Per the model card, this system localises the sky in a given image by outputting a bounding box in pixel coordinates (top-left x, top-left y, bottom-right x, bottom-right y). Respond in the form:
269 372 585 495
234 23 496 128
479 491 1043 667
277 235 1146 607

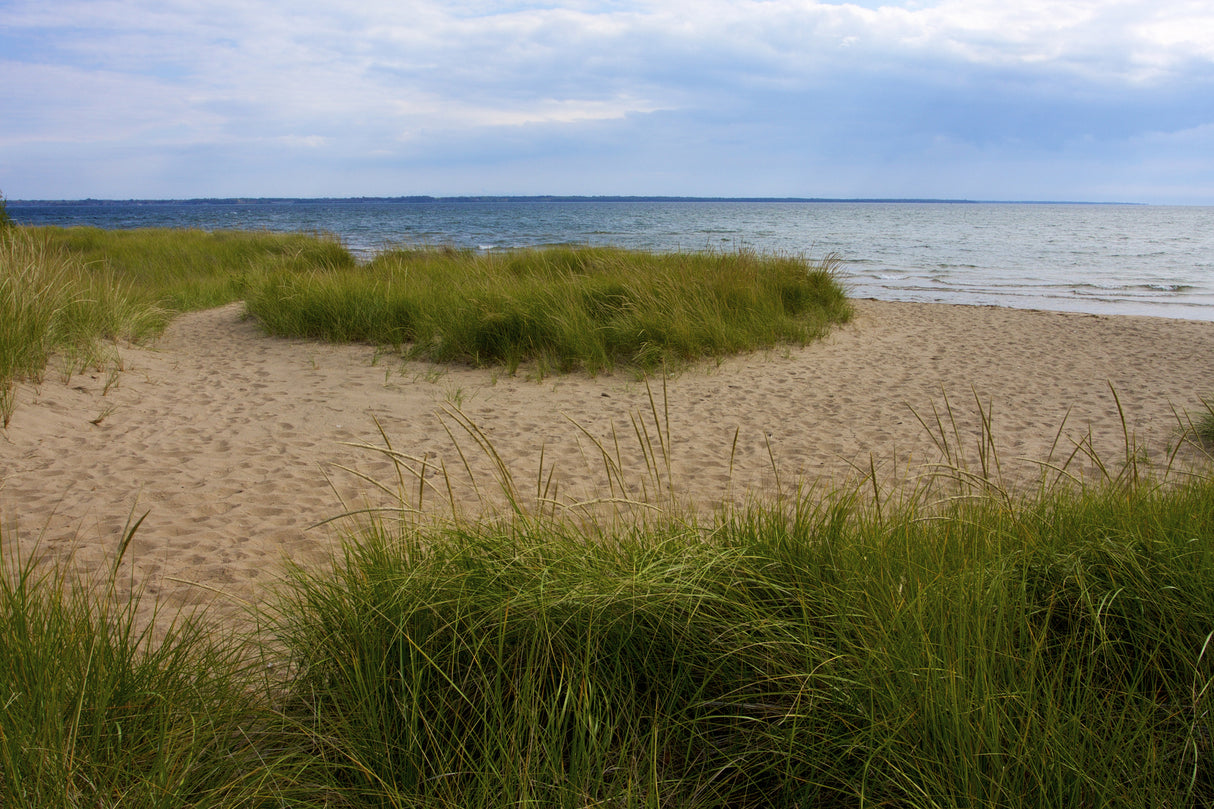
2 0 1213 203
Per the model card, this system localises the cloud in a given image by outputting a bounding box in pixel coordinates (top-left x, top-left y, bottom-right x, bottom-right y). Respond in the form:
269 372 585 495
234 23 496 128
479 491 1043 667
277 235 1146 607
1 0 1212 201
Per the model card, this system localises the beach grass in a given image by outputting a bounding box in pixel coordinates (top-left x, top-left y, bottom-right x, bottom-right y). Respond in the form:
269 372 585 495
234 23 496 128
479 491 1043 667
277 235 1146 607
1196 397 1214 447
0 524 315 808
0 225 353 425
5 225 1214 806
245 245 851 375
6 439 1214 807
3 230 843 424
32 224 354 313
0 228 165 425
270 470 1214 808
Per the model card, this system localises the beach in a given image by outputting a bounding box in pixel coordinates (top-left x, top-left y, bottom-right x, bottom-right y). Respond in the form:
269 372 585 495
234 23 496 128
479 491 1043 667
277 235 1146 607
2 299 1212 626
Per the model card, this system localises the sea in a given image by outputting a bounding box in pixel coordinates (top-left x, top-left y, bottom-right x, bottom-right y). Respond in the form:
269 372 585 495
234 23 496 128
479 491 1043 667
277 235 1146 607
10 198 1214 321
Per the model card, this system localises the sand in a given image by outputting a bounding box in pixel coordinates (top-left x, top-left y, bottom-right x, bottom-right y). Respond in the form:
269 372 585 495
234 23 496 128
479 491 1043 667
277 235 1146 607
2 299 1212 627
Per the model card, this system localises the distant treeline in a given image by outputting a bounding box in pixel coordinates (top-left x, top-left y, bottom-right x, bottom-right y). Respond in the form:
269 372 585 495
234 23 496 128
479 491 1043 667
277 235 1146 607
11 195 1127 206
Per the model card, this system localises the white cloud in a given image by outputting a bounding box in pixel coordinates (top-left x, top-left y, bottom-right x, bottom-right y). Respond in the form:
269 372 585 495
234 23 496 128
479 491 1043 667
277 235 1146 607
1 0 1212 200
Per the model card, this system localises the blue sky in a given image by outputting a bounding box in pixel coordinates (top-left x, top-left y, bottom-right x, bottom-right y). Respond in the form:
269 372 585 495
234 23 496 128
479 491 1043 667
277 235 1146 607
2 0 1213 203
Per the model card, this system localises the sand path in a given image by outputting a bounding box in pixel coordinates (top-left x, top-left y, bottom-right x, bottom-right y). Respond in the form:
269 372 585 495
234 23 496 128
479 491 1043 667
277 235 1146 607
2 300 1212 625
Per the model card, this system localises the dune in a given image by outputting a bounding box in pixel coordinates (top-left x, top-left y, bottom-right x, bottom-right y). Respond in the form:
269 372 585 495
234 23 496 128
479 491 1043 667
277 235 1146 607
2 299 1212 629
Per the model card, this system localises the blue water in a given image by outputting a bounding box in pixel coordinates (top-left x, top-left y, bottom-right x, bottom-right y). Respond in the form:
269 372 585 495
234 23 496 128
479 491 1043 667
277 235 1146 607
11 199 1214 321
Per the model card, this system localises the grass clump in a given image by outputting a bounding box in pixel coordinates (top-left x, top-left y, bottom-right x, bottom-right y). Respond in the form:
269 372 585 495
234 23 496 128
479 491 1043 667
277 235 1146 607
0 190 13 230
34 225 354 313
0 529 308 808
1195 397 1214 447
815 481 1214 806
272 472 1214 808
0 228 164 425
245 245 851 374
0 225 354 425
274 521 853 807
5 463 1214 806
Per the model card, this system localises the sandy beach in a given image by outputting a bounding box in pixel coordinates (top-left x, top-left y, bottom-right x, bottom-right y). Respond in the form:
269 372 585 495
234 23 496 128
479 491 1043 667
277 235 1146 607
2 299 1212 626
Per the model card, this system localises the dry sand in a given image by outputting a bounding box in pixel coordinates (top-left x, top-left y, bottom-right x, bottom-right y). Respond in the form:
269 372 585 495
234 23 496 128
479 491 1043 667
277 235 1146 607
2 299 1212 627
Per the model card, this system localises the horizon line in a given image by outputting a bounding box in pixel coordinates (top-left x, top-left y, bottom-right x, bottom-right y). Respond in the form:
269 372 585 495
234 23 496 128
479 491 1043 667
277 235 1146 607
9 194 1144 206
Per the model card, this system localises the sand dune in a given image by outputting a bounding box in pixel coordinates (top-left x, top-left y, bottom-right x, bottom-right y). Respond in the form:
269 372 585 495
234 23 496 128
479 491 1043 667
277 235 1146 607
3 299 1212 627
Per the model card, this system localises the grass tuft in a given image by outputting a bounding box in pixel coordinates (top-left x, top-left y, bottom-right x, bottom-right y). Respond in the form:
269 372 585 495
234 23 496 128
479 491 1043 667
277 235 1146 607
0 523 316 807
0 190 13 230
1195 397 1214 447
0 228 165 425
0 225 354 425
269 472 1214 808
245 245 852 375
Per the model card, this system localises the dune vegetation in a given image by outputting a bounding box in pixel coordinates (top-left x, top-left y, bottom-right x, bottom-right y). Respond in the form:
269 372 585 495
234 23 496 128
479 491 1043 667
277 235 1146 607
1196 397 1214 447
1 228 163 425
33 224 354 313
4 425 1214 808
3 225 1214 806
1 226 848 423
0 225 351 425
244 245 852 375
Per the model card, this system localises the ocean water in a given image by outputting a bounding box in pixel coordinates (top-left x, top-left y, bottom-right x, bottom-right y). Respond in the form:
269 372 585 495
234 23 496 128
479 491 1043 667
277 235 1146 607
11 199 1214 321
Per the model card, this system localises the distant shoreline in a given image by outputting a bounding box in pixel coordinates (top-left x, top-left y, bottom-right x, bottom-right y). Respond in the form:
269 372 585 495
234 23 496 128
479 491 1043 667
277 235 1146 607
10 195 1143 206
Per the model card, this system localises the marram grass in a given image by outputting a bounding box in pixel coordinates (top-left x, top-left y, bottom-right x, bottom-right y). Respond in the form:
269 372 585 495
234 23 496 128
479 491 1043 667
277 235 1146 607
0 225 354 425
5 225 1214 806
2 232 843 424
1196 396 1214 447
5 464 1214 806
0 525 318 808
0 191 13 229
245 245 852 374
12 439 1214 809
31 224 354 313
0 227 164 425
271 472 1214 809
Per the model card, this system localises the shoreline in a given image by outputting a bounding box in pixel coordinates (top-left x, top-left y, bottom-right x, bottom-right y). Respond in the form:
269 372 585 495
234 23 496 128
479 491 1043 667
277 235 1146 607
2 298 1212 625
845 294 1214 324
13 205 1214 324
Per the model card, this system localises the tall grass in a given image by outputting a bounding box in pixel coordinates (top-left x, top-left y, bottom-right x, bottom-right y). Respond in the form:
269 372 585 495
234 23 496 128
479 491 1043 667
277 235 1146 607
271 399 1214 808
246 245 852 374
5 224 1214 805
1195 397 1214 447
0 228 164 425
5 412 1214 806
0 225 354 425
0 524 317 808
0 190 13 230
35 225 354 312
273 473 1214 808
